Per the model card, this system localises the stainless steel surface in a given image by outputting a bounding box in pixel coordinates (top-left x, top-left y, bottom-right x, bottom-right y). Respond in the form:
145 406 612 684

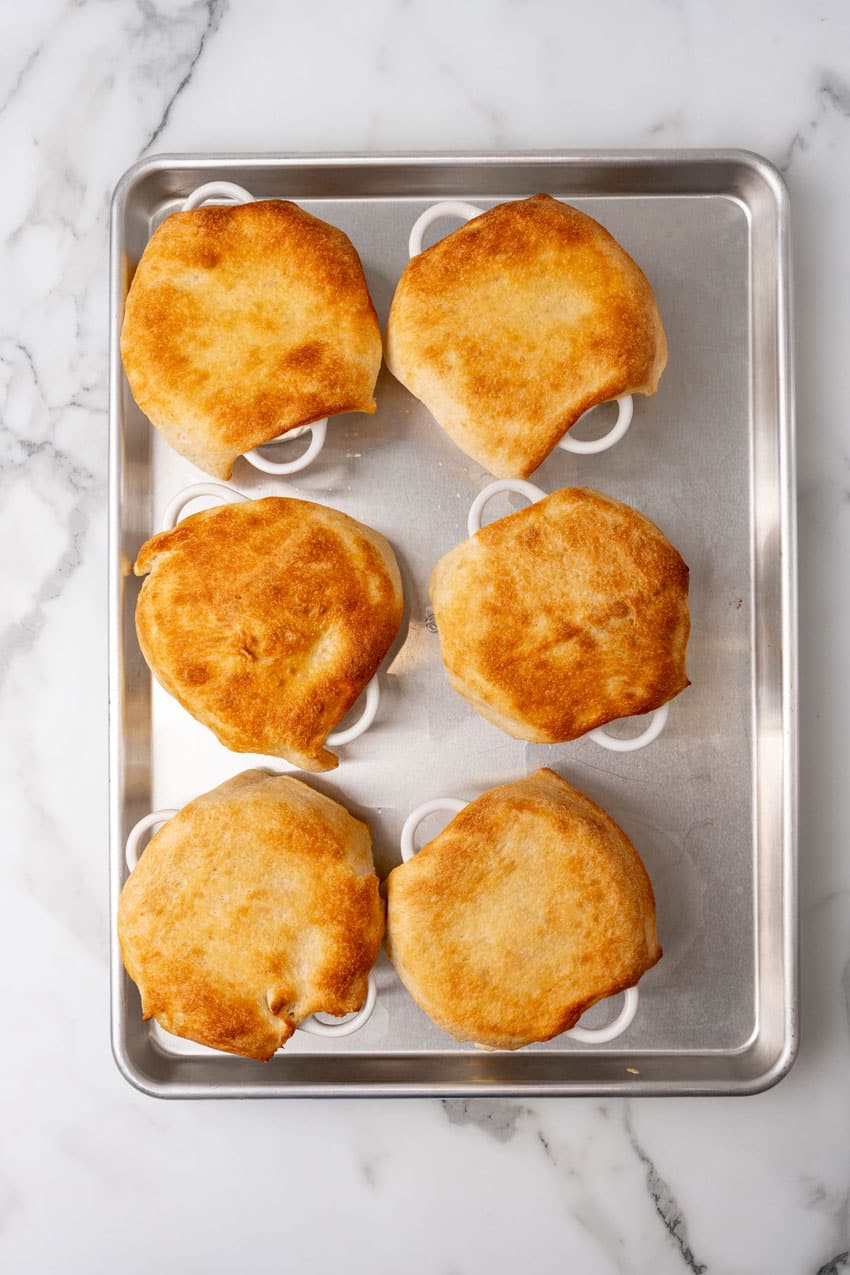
109 151 797 1097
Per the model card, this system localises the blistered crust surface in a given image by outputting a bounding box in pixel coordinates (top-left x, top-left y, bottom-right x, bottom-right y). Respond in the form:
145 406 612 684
386 769 662 1049
118 770 385 1060
430 487 690 742
385 194 667 477
134 497 403 771
120 199 382 479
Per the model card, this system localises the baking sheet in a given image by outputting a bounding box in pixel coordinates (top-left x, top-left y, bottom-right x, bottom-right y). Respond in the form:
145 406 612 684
109 151 797 1096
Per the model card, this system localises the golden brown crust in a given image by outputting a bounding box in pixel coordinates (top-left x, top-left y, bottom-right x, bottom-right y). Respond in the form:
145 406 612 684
385 194 667 478
430 487 690 741
120 200 382 479
134 497 403 771
385 769 661 1049
118 770 385 1060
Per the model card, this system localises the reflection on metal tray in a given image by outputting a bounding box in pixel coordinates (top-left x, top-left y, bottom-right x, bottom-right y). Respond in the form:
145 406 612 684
109 151 797 1097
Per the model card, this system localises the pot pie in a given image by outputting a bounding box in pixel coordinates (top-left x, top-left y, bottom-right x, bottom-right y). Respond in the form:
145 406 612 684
386 769 661 1049
118 770 385 1060
120 199 382 479
385 194 667 477
134 496 403 771
430 487 690 742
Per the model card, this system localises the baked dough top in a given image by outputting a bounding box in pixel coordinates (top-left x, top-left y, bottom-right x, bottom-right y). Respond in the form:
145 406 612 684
135 496 403 771
385 194 667 477
430 487 689 742
386 769 661 1050
118 770 385 1060
121 199 382 479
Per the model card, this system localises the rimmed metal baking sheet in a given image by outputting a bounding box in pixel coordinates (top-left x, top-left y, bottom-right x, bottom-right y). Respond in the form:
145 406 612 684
109 151 796 1097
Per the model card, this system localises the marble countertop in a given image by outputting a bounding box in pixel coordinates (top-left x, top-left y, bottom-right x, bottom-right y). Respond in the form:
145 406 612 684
3 1 848 1271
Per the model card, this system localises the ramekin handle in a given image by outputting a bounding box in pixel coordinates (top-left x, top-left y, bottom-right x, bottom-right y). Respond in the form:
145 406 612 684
326 677 382 748
298 970 378 1038
182 182 254 211
408 200 485 258
565 985 640 1044
400 797 468 863
589 701 669 752
559 396 634 455
467 478 546 537
125 808 179 873
161 482 249 531
244 420 328 476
